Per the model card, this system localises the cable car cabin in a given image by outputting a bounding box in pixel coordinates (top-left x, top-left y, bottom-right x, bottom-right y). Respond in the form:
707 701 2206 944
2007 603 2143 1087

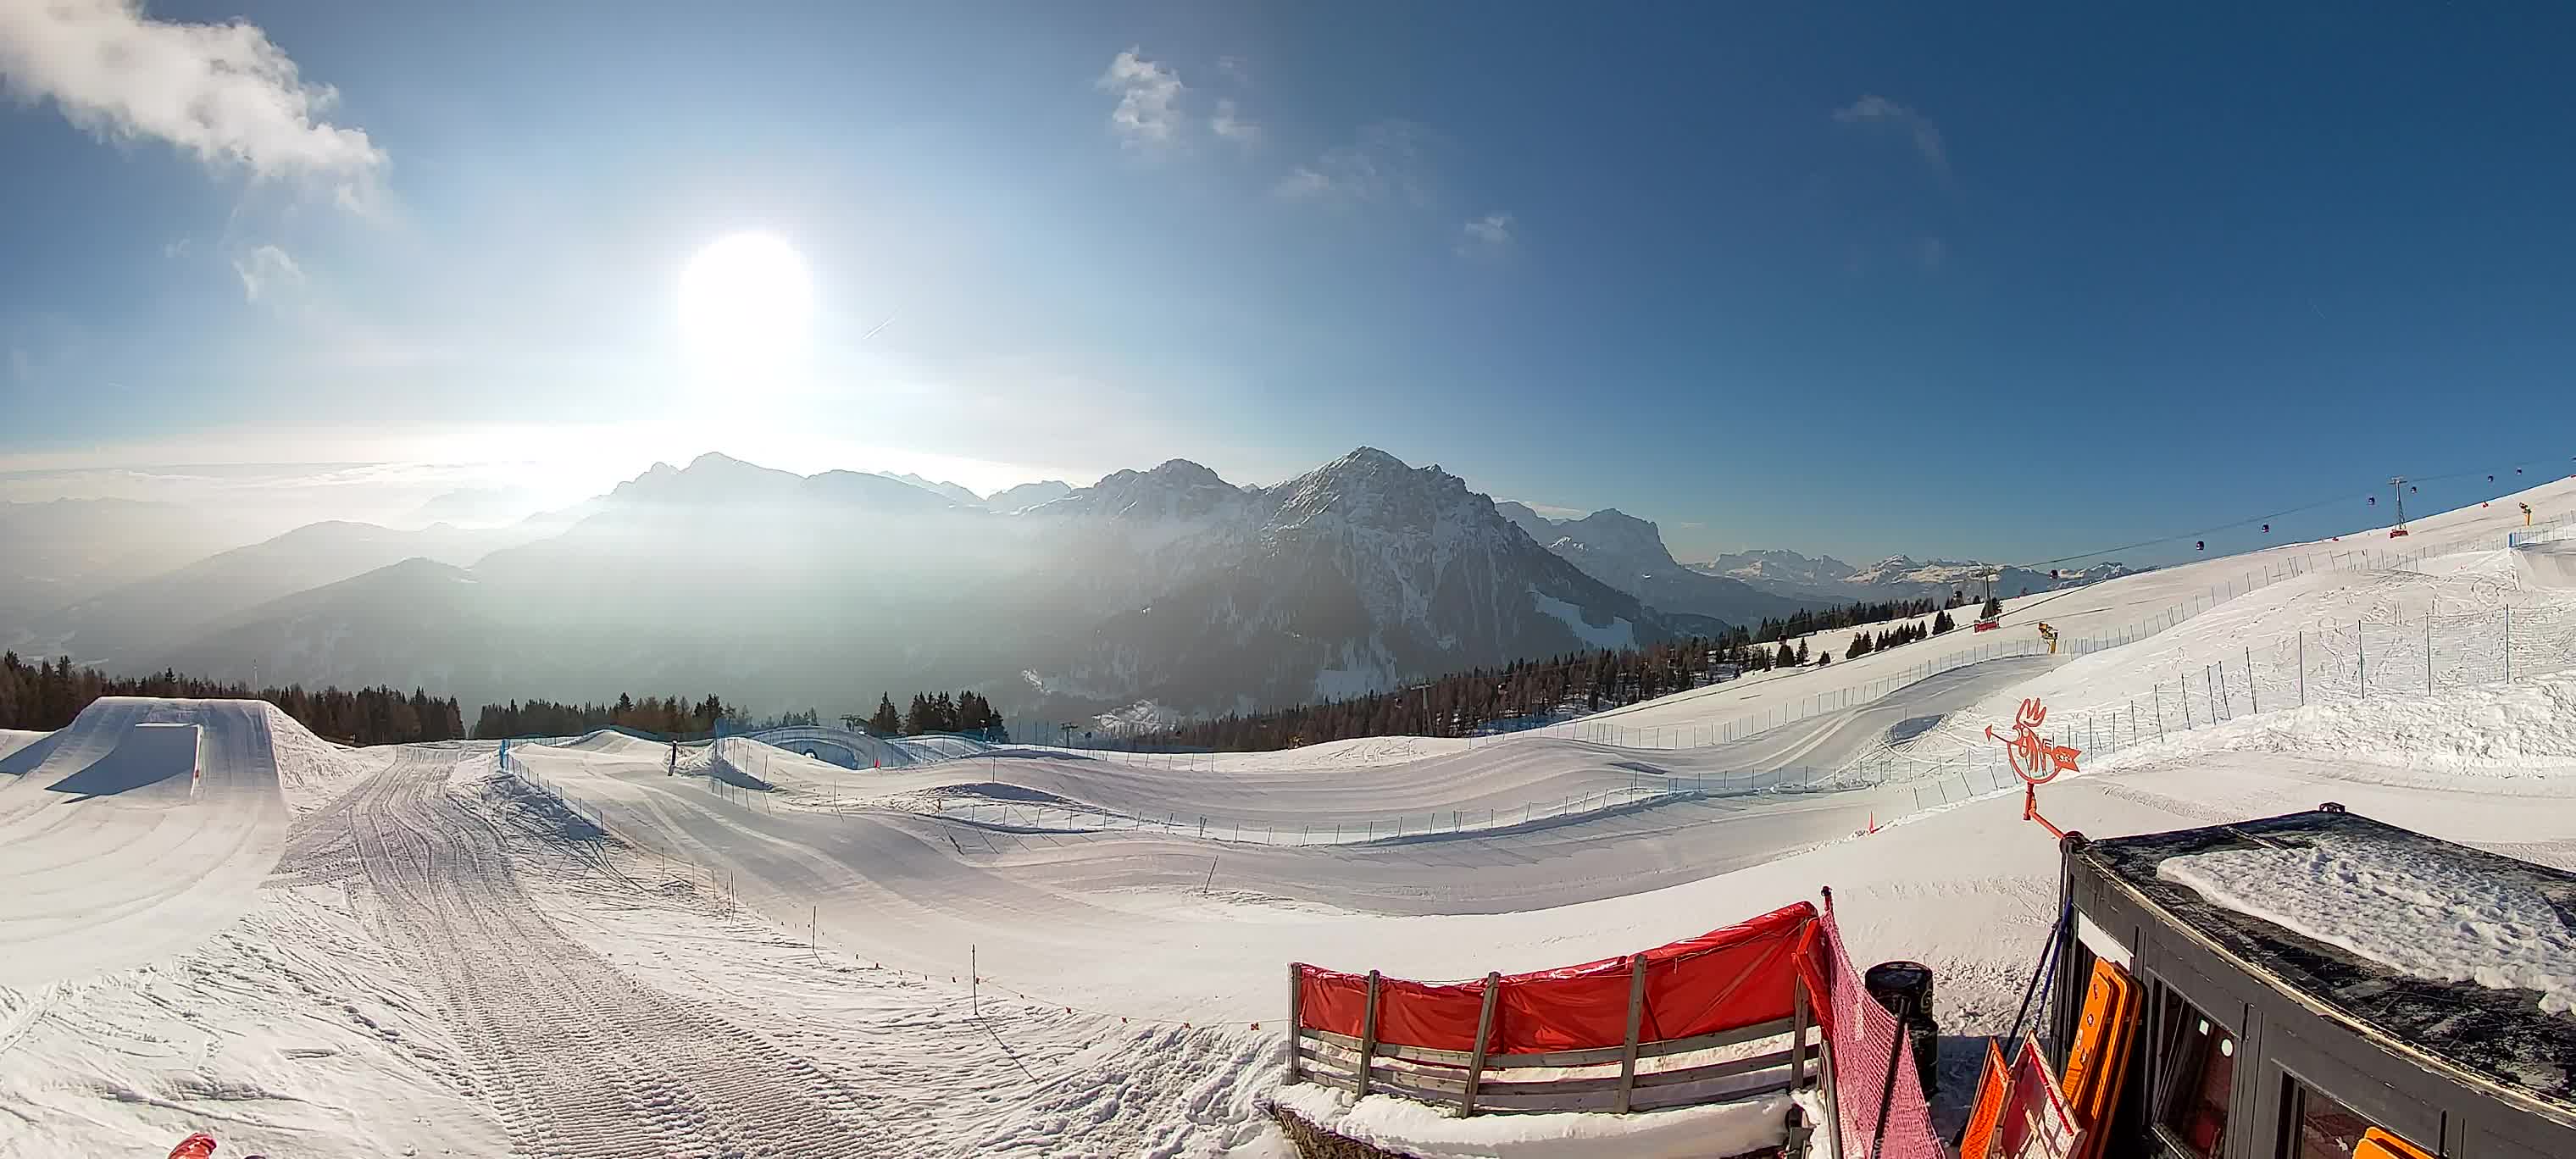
2050 807 2576 1159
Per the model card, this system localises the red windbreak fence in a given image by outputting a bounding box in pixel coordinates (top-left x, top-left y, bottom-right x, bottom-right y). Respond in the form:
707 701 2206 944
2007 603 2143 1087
1295 901 1820 1055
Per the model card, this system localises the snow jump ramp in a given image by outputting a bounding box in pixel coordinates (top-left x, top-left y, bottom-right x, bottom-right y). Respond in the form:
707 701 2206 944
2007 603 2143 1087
45 721 200 799
0 698 292 985
2512 535 2576 588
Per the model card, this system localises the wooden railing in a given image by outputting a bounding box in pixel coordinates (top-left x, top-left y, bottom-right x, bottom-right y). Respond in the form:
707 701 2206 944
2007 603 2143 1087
1288 968 1821 1116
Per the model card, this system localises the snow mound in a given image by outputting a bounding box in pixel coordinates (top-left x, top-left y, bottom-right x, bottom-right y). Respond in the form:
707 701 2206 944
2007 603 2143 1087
0 728 50 765
2160 835 2576 1013
1270 1082 1792 1159
0 697 315 984
2101 668 2576 779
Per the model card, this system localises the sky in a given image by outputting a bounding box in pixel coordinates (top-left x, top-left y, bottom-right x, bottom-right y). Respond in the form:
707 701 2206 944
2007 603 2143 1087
6 2 2576 566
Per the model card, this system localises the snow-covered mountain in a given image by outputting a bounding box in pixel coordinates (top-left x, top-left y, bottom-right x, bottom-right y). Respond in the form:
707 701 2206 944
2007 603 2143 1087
1690 547 2145 605
985 480 1073 512
120 448 1687 720
1046 449 1678 711
1495 504 1808 624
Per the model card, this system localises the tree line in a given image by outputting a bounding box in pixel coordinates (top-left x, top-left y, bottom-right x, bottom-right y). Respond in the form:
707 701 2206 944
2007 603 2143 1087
854 690 1008 740
0 651 465 745
1134 635 1784 752
1746 597 1945 645
1845 609 1955 659
469 693 735 740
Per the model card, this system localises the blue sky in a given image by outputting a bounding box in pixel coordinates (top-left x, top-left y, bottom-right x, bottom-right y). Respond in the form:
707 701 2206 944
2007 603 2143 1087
4 2 2575 565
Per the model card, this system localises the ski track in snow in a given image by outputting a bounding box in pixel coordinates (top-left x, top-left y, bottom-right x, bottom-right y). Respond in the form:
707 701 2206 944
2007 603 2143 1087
19 476 2576 1153
338 749 879 1157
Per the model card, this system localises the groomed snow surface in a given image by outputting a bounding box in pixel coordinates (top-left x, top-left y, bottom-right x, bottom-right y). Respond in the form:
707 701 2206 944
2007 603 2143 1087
9 477 2576 1156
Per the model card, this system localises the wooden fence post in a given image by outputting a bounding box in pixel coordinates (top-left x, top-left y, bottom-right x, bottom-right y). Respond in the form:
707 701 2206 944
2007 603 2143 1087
1790 973 1810 1090
1463 971 1501 1116
1285 963 1303 1085
1615 953 1648 1113
1357 970 1381 1097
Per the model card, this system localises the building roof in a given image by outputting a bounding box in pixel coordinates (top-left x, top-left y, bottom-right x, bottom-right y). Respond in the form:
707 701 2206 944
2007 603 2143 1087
2079 808 2576 1115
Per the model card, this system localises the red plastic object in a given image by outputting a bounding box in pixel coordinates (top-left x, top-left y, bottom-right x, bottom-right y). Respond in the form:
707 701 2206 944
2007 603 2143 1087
1973 619 2001 632
169 1134 217 1159
2389 528 2410 538
1296 902 1819 1053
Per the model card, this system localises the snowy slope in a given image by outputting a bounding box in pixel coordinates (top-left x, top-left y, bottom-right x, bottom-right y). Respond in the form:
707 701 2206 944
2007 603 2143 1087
15 478 2576 1156
0 698 319 985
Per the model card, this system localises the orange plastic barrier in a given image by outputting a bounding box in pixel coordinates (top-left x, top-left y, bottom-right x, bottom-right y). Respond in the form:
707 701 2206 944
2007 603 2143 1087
2060 959 2140 1159
1294 901 1818 1053
1959 1040 2012 1159
2356 1127 2435 1159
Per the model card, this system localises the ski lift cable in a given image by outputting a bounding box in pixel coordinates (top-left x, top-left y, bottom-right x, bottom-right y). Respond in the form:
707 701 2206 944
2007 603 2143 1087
2007 455 2559 570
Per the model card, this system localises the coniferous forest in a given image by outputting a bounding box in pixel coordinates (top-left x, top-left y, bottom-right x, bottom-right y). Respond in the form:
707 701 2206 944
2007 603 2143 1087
0 651 464 745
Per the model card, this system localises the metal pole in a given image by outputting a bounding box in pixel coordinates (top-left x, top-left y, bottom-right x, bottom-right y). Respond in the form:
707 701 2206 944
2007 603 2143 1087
2247 647 2257 713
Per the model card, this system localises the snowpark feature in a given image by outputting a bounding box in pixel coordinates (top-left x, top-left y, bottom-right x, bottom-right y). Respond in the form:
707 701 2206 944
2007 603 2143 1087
8 474 2576 1155
0 700 291 986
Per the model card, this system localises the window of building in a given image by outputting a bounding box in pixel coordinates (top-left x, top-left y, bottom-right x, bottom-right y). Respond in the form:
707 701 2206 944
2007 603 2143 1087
2154 995 2236 1157
2282 1078 2370 1159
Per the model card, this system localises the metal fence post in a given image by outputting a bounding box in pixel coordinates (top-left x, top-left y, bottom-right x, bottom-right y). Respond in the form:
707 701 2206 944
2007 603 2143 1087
2247 647 2257 713
2359 623 2368 698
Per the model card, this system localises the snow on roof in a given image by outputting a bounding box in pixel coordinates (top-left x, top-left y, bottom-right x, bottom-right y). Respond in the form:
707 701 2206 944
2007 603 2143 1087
2159 832 2576 1015
2083 809 2576 1111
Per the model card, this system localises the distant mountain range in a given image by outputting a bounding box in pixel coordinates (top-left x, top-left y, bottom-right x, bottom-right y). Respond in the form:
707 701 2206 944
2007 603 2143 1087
1495 504 1808 625
3 449 2140 723
1691 548 2143 607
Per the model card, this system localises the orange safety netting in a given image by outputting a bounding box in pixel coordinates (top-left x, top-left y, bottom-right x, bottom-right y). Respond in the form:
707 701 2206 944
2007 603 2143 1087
1295 901 1819 1054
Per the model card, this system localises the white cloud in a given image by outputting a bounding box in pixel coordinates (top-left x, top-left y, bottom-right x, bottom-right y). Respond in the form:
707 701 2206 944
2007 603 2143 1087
1834 95 1946 172
1458 210 1514 252
1275 120 1432 206
1211 98 1259 148
232 244 303 302
0 0 384 192
1098 47 1185 147
163 237 191 258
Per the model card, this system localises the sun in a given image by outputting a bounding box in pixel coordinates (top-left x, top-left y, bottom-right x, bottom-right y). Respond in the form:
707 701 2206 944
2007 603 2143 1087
675 232 814 378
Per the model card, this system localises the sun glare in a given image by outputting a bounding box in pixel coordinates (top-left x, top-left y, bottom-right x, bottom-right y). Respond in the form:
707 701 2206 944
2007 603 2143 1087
676 232 814 380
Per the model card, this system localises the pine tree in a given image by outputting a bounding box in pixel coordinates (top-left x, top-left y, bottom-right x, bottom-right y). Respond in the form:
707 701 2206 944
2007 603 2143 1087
1846 633 1872 660
1795 639 1810 665
1980 595 2003 619
868 694 901 734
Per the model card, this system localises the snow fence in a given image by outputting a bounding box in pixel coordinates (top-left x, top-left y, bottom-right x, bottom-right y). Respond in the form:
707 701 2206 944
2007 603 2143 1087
1288 896 1944 1155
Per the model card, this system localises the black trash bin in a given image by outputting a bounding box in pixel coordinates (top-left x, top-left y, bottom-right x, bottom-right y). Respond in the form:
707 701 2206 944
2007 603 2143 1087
1864 960 1941 1097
